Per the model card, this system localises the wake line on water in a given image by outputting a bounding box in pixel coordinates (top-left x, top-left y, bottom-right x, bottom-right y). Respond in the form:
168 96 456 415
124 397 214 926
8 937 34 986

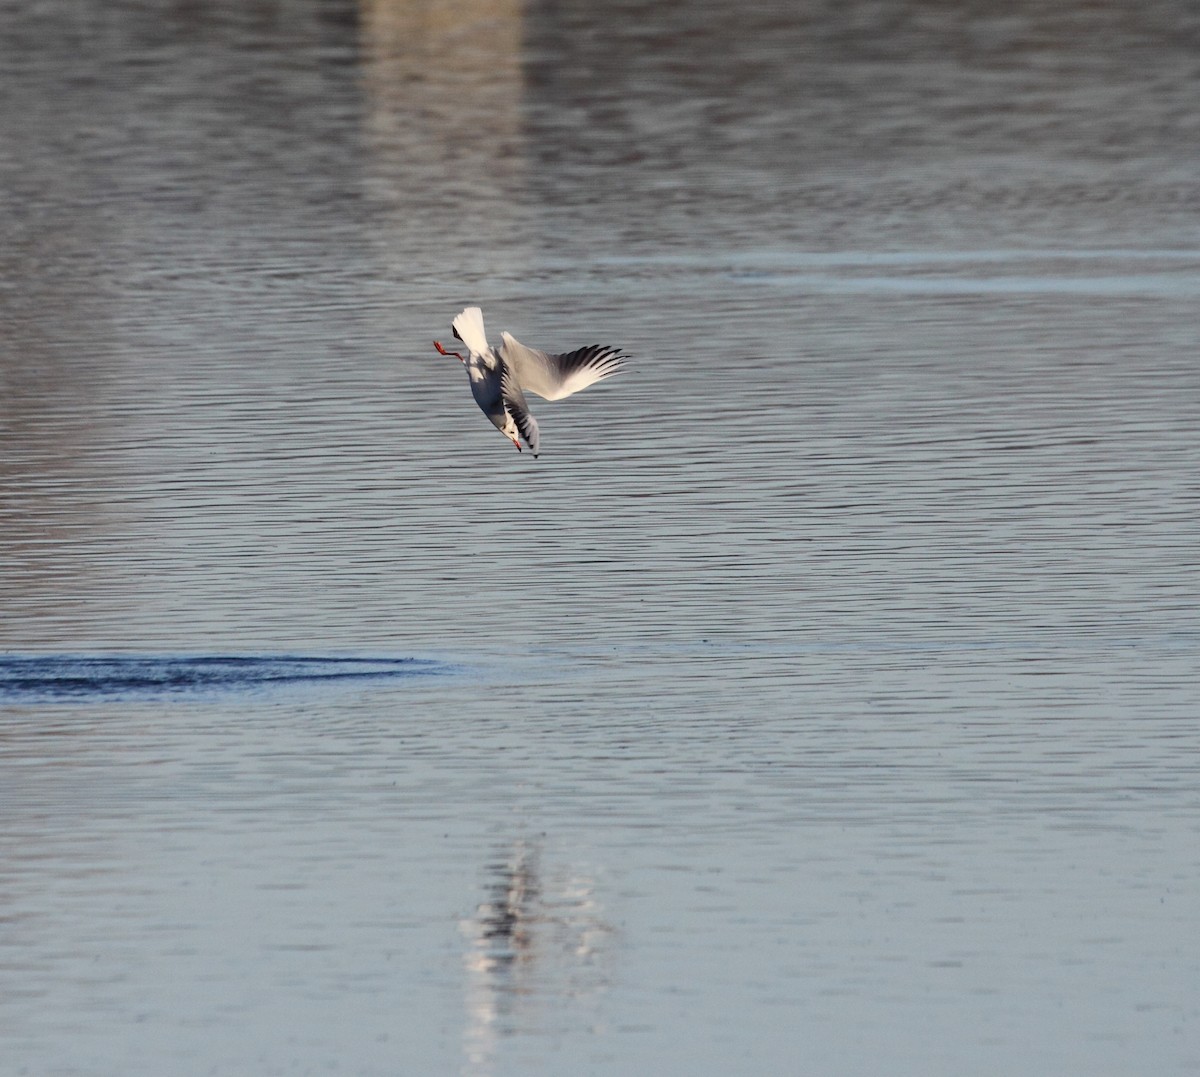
590 249 1200 266
0 654 453 702
522 249 1200 298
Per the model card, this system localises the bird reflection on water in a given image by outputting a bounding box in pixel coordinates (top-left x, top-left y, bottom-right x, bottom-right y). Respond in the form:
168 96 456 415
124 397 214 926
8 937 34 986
460 841 612 1076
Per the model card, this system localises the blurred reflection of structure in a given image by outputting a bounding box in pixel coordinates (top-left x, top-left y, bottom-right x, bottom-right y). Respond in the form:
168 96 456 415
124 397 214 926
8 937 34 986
460 840 612 1076
358 0 531 279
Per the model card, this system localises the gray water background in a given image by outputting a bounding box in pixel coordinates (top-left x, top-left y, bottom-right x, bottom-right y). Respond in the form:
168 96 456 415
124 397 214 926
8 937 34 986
2 0 1199 1073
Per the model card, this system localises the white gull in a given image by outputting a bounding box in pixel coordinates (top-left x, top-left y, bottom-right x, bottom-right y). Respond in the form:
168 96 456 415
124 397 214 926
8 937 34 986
434 306 627 458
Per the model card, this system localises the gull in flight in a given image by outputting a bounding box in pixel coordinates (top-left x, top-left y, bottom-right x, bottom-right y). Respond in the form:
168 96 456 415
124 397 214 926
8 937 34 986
434 306 627 457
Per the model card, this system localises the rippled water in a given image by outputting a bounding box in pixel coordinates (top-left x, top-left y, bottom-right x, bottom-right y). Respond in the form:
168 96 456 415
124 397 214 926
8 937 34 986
2 1 1199 1074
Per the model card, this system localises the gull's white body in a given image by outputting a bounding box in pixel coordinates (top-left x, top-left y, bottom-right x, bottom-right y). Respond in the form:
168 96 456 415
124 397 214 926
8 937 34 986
442 306 627 457
451 307 528 452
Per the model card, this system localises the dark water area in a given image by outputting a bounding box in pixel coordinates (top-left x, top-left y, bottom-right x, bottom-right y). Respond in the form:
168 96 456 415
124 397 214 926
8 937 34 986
0 655 448 700
2 1 1199 1074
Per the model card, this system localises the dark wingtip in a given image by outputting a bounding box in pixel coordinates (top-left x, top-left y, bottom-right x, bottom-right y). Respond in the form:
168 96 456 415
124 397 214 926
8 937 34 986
562 344 629 380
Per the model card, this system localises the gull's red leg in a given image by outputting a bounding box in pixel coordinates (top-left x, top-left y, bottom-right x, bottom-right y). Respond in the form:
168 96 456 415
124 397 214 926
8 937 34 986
433 340 465 362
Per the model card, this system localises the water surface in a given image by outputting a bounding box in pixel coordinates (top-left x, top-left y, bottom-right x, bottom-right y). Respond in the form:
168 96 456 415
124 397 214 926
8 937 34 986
2 1 1199 1074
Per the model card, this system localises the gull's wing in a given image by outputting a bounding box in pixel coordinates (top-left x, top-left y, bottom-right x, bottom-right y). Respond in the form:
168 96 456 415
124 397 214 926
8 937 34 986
451 306 489 355
500 361 540 457
499 331 627 402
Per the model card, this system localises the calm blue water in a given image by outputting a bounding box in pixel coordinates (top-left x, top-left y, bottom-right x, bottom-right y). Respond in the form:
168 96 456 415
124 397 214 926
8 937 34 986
2 1 1199 1074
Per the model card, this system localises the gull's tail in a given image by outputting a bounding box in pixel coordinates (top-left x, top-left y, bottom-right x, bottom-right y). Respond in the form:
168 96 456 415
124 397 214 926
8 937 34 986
451 306 489 354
